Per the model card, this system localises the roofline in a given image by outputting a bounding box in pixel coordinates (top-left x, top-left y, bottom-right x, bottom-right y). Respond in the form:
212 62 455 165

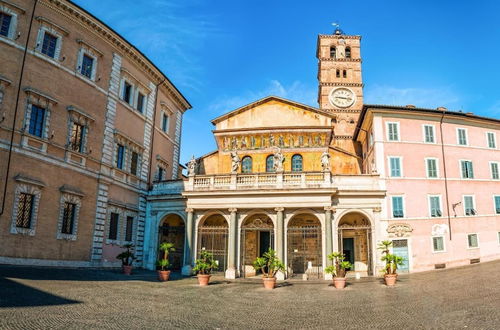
354 104 500 139
210 95 335 125
65 0 191 109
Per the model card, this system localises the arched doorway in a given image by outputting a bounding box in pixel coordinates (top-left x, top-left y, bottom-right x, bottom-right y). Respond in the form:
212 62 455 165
287 214 322 278
197 214 228 273
240 214 274 278
158 214 185 271
337 212 372 276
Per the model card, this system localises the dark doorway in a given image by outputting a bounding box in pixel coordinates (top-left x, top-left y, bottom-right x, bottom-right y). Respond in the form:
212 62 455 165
158 214 185 271
343 237 354 270
259 231 271 257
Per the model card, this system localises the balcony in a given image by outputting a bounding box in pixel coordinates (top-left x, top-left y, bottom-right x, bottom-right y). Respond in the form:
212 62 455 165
150 172 383 195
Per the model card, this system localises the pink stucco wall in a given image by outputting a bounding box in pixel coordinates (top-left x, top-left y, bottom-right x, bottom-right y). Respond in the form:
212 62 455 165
368 110 500 272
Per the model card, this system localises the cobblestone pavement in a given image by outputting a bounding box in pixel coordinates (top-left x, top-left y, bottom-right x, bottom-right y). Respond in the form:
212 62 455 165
1 260 500 330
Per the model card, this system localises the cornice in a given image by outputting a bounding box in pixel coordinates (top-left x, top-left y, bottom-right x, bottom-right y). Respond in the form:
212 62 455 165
43 0 191 110
318 34 361 40
319 82 364 87
319 58 362 63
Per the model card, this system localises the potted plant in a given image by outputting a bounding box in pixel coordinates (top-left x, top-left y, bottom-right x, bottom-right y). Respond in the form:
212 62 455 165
378 240 404 286
116 243 136 275
325 252 352 289
252 248 285 289
192 250 218 286
157 242 176 282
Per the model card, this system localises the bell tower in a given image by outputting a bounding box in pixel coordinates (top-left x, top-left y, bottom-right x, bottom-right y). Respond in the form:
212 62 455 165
317 26 363 137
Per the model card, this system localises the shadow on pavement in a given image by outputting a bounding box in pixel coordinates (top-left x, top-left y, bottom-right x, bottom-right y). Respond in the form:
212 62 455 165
0 277 81 308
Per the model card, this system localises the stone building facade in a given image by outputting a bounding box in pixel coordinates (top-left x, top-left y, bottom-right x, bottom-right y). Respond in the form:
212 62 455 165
146 28 500 279
0 0 190 267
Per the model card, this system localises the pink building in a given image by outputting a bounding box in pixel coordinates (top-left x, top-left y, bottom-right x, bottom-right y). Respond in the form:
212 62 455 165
356 105 500 272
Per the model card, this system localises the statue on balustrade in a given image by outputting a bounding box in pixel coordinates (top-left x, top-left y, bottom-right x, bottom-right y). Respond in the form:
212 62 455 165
187 155 197 176
273 148 285 172
230 151 240 173
321 151 331 171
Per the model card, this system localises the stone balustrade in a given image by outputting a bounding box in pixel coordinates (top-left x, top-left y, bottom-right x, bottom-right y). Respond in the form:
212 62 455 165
151 172 383 194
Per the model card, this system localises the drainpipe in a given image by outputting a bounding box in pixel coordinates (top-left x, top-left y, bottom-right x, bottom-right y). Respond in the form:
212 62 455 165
0 0 38 216
146 78 166 190
440 111 452 240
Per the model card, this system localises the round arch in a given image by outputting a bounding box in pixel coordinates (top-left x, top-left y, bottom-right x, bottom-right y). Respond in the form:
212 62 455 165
336 210 373 276
158 213 185 271
197 212 229 273
286 212 323 278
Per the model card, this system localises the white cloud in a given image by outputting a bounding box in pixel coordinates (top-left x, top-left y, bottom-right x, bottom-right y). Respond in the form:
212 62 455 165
207 80 317 116
364 84 461 109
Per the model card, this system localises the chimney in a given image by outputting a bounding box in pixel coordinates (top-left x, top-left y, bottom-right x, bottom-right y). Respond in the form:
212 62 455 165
405 104 416 108
436 106 447 111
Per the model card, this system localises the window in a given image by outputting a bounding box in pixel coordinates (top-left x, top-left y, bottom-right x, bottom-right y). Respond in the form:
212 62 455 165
130 151 139 176
161 113 169 133
116 144 125 169
61 202 76 235
122 82 132 104
157 166 165 181
137 92 145 113
432 236 445 252
0 12 12 37
241 156 252 173
266 155 274 172
429 196 442 217
494 196 500 214
108 212 119 240
70 122 85 152
291 154 303 172
457 128 467 146
125 216 134 242
464 196 476 216
80 54 94 79
345 46 351 58
28 105 46 138
487 132 496 149
389 157 402 177
16 193 34 229
41 32 58 58
387 122 399 141
491 162 499 180
336 69 340 78
392 196 404 218
424 125 435 143
330 46 336 59
460 160 474 179
426 158 438 178
467 234 479 248
342 70 347 78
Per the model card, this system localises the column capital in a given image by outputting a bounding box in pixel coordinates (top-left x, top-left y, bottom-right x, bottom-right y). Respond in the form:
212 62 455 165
185 208 194 213
274 207 284 212
324 206 336 213
228 208 237 214
373 206 382 213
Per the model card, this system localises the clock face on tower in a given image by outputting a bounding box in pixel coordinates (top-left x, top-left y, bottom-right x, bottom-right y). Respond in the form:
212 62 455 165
328 87 356 108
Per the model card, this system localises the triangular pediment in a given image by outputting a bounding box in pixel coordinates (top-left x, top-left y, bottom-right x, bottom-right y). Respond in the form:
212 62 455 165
211 96 335 130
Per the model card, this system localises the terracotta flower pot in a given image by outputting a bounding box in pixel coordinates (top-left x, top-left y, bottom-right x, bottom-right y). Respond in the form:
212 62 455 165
122 265 132 275
197 274 211 286
384 274 397 286
158 270 171 282
262 277 277 289
333 277 347 289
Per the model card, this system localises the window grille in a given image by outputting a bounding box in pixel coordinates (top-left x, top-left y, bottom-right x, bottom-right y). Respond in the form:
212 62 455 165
70 122 85 152
16 193 34 228
61 202 76 234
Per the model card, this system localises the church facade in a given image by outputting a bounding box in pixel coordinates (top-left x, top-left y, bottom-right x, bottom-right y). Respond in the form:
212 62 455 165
145 29 500 279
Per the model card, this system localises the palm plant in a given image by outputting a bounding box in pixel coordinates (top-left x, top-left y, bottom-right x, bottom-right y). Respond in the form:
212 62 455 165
157 242 175 271
252 248 285 278
116 243 136 266
325 252 352 277
193 250 218 275
378 240 404 275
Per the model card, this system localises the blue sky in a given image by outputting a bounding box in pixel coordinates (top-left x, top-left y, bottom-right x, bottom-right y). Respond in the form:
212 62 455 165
74 0 500 164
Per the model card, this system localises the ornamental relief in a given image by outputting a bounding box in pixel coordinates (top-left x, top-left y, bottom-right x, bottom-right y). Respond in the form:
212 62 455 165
387 223 413 238
219 132 328 152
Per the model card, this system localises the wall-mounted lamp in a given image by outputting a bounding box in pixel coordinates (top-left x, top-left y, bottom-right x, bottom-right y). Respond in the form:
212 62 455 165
49 130 55 140
0 112 5 123
452 202 461 217
15 32 21 40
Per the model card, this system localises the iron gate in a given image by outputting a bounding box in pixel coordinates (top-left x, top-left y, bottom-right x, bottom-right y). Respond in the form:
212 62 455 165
158 224 185 270
197 226 228 273
287 225 322 278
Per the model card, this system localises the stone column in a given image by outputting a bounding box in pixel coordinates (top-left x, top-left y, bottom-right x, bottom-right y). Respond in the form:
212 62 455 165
324 206 333 280
275 207 285 280
226 208 238 279
182 208 194 276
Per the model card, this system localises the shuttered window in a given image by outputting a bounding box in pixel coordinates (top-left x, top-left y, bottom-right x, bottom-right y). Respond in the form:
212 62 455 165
424 125 435 143
387 122 399 141
461 161 474 179
389 157 401 177
392 196 404 218
429 196 442 217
